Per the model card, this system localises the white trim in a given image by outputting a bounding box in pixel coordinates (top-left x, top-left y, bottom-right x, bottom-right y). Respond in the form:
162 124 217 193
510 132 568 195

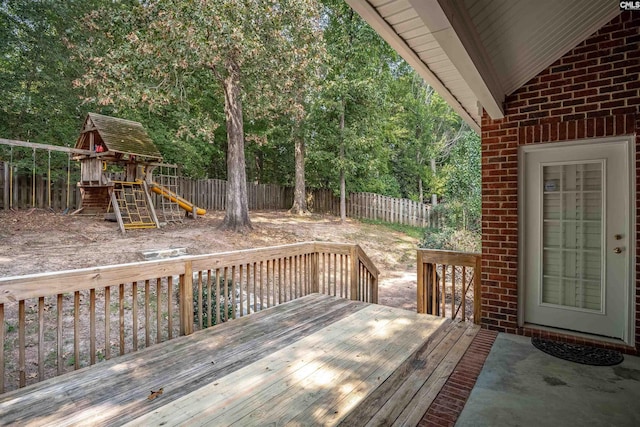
411 0 505 119
345 0 481 133
625 136 636 346
518 136 635 346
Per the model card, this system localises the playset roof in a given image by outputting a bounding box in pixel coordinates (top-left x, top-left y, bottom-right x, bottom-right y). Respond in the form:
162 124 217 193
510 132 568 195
75 113 162 161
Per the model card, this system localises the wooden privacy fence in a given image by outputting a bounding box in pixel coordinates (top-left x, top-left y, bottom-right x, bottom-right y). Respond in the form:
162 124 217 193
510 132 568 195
0 162 82 211
417 249 481 323
1 166 441 231
177 178 293 211
0 241 379 393
310 189 440 228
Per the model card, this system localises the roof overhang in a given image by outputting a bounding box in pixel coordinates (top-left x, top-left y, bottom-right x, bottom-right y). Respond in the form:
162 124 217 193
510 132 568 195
347 0 621 133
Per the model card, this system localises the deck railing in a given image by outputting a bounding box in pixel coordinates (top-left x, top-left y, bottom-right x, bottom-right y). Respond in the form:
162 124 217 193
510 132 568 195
417 249 481 324
0 242 378 393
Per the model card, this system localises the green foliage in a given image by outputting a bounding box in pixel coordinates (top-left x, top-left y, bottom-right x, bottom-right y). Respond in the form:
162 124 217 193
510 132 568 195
420 227 480 253
5 321 16 334
0 0 481 222
358 218 424 240
437 132 481 232
194 275 235 327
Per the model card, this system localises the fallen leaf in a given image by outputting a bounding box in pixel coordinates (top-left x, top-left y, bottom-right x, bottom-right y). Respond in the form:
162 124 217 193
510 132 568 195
148 388 164 401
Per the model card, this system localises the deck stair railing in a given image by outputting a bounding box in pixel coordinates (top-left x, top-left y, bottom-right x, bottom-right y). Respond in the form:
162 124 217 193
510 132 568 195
417 249 481 324
0 242 379 394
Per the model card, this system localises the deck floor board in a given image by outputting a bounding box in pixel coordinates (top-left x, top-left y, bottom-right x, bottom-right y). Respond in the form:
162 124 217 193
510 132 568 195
0 294 478 427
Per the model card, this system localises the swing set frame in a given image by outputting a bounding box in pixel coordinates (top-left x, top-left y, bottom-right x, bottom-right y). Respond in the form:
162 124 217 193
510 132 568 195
0 138 92 211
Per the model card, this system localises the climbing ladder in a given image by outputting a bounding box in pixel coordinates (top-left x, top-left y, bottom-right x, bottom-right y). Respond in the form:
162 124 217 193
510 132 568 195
109 181 159 233
154 164 183 224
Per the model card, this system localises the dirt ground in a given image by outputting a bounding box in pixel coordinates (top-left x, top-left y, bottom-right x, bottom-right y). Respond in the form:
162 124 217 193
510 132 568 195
0 209 419 311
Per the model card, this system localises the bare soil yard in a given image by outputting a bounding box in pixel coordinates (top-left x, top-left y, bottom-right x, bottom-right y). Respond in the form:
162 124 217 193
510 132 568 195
0 209 419 311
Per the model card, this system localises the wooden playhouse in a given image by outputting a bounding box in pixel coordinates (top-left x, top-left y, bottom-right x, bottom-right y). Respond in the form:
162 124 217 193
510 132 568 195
73 113 196 233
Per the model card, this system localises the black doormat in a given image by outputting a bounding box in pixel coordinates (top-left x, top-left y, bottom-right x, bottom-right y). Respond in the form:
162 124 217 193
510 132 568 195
532 337 624 366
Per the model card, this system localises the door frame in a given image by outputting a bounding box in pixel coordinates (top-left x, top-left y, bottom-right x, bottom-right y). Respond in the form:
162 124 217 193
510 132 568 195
517 136 636 345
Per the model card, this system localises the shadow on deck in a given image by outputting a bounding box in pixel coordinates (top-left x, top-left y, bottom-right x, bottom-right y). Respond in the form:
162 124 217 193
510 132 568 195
0 294 480 426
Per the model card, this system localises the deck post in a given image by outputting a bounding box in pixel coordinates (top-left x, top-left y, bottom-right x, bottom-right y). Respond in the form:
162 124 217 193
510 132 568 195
349 246 358 301
371 271 379 304
180 261 194 335
474 255 482 325
417 250 425 313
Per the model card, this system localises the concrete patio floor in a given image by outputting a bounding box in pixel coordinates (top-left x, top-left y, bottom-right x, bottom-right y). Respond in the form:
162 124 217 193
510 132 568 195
457 333 640 426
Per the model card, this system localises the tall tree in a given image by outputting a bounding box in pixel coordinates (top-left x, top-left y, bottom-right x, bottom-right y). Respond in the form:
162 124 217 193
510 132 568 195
0 1 123 145
311 0 395 221
78 0 321 231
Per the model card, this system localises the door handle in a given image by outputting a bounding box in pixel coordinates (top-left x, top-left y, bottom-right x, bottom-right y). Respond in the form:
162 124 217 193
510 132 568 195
613 247 624 254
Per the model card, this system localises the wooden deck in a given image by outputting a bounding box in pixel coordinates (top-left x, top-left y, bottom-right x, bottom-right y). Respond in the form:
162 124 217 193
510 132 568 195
0 294 479 426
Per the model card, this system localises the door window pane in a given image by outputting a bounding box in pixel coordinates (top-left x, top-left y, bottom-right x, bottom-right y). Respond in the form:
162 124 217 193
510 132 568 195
542 162 602 311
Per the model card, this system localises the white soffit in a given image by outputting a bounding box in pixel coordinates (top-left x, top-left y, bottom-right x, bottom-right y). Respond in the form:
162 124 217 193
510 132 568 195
346 0 483 132
464 0 621 95
347 0 621 133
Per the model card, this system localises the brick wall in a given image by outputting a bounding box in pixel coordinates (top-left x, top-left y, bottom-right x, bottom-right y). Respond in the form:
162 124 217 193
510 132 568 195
481 11 640 351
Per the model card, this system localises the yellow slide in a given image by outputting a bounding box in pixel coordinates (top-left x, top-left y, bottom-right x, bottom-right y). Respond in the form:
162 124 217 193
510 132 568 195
150 182 206 216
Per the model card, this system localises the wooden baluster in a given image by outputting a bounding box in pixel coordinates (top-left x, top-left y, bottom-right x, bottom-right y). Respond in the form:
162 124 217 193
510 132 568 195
278 258 283 305
132 282 138 351
145 279 150 347
267 260 272 308
156 278 162 344
0 303 3 393
168 276 173 338
431 263 437 315
342 254 347 298
333 254 338 297
90 289 96 365
206 270 212 328
258 261 263 311
271 259 280 306
324 253 328 295
417 251 424 314
74 291 80 369
222 267 228 322
38 297 45 381
461 266 466 321
452 266 456 320
216 269 221 325
282 257 287 302
281 258 287 303
239 265 244 318
307 254 311 295
301 255 305 297
231 265 236 320
19 300 25 387
246 263 251 316
441 265 446 318
57 294 63 373
119 284 125 355
289 256 294 300
297 256 301 298
197 271 203 328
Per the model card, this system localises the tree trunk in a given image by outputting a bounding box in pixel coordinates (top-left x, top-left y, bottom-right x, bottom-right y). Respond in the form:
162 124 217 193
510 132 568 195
219 60 252 231
430 157 438 207
418 177 424 204
339 100 346 223
289 132 308 215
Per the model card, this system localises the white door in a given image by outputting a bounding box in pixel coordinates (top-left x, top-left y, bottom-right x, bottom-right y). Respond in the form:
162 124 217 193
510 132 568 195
523 139 631 340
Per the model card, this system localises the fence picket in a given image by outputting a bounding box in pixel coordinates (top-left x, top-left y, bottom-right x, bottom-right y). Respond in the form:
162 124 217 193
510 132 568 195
1 169 438 229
